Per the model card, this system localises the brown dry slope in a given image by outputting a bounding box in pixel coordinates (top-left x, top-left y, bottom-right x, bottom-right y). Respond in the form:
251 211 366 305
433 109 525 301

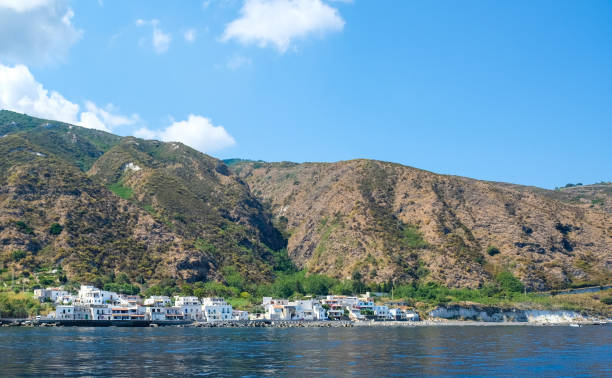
231 160 611 290
0 110 287 285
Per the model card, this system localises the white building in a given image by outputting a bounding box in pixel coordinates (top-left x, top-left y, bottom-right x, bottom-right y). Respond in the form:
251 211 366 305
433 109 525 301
232 310 249 321
201 297 233 322
290 299 327 320
405 310 420 321
347 307 366 321
145 306 167 321
389 308 420 321
78 285 120 306
165 307 185 321
373 305 390 320
119 295 142 306
174 296 202 320
261 298 327 321
321 296 360 319
389 308 406 320
110 307 145 321
55 305 75 320
357 300 375 312
89 305 112 320
144 296 172 307
34 287 69 302
55 305 90 320
262 298 290 320
55 294 77 305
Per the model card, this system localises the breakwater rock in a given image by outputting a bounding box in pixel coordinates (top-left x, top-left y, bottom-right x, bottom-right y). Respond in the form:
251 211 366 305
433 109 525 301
191 320 355 328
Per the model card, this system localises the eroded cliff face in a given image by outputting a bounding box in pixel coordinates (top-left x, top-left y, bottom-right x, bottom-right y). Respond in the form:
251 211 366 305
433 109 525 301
428 305 596 323
231 160 611 290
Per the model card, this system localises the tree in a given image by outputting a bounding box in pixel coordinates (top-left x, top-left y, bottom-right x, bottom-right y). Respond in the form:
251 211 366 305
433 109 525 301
48 223 64 235
495 271 524 293
351 271 365 294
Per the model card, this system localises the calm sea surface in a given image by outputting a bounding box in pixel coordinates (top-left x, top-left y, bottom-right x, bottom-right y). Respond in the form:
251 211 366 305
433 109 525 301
0 325 610 376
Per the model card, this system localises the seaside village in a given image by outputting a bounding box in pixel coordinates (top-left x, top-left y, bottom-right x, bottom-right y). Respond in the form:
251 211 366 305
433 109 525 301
34 285 420 323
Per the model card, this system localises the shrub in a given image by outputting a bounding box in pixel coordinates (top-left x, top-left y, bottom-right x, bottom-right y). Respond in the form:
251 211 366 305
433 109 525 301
48 223 63 235
495 271 524 293
601 297 612 305
12 250 27 261
14 221 33 235
487 246 500 256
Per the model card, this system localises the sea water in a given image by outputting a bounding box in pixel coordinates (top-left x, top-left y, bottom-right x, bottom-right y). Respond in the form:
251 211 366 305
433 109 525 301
0 325 610 376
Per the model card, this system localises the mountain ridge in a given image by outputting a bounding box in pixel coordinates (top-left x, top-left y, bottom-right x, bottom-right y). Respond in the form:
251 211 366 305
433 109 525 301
0 110 609 291
229 159 610 290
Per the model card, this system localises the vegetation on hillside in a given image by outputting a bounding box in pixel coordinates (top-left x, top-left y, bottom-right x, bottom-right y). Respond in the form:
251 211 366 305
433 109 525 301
0 110 610 304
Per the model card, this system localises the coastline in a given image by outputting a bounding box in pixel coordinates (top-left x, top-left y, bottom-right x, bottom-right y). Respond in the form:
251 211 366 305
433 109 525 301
2 318 608 328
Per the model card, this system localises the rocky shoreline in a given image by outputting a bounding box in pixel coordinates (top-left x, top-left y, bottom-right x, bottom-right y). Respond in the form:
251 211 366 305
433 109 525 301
189 320 356 328
2 318 609 328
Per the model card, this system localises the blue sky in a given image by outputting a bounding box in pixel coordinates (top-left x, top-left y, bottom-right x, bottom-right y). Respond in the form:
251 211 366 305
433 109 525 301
0 0 610 188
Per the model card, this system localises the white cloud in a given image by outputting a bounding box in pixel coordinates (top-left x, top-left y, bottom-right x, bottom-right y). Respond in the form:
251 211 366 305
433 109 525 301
79 101 139 132
136 19 171 54
222 0 344 53
0 63 136 132
133 127 157 140
0 0 51 12
153 28 171 53
0 0 82 65
184 28 197 43
134 115 235 153
226 55 252 70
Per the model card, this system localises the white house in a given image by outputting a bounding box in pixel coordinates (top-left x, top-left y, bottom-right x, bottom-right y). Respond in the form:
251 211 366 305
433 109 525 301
405 310 420 321
373 305 390 320
201 297 233 322
389 308 420 321
89 305 112 320
110 307 145 321
389 308 406 320
165 307 185 321
78 285 120 306
262 298 291 320
118 295 142 306
55 294 76 305
174 296 202 320
144 296 172 307
232 310 249 321
321 296 360 320
290 299 327 320
145 306 167 321
34 287 69 302
55 305 75 320
55 305 90 320
347 307 366 321
357 300 375 312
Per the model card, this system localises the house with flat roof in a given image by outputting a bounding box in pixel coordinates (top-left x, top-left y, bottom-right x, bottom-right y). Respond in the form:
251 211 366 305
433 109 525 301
202 297 233 322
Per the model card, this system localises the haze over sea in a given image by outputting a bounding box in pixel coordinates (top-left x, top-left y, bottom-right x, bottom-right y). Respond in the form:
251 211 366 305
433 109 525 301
1 325 610 376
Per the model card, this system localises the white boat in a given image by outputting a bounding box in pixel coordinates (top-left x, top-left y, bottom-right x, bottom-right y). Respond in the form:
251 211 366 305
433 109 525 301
569 323 582 327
